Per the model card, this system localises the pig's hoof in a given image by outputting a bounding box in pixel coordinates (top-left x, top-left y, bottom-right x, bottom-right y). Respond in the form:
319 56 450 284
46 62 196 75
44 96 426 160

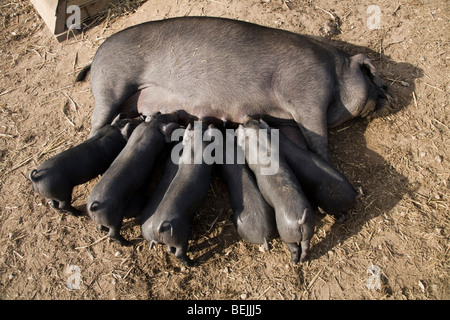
334 214 347 223
317 207 327 216
180 257 195 268
118 238 132 247
299 253 308 263
289 254 300 265
66 207 83 217
289 259 299 266
110 235 132 247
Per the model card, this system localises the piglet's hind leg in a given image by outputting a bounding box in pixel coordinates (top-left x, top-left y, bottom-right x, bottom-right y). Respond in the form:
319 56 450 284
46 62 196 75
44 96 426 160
175 246 195 267
285 242 301 265
108 228 131 247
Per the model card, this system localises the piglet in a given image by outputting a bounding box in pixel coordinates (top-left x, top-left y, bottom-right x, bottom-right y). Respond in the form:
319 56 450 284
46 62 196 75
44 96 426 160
140 122 214 266
237 119 314 264
29 114 141 216
218 132 276 250
86 113 179 246
274 124 357 221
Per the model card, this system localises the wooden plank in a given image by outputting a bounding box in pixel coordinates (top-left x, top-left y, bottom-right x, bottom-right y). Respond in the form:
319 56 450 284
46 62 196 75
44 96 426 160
68 0 98 6
31 0 119 40
55 0 68 35
77 0 119 21
30 0 60 34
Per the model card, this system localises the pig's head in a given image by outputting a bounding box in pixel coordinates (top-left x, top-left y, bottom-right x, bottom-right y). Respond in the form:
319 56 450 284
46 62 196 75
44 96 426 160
351 54 395 120
110 113 143 140
329 54 395 128
140 112 181 143
141 220 161 250
298 208 314 263
237 119 263 149
159 122 181 143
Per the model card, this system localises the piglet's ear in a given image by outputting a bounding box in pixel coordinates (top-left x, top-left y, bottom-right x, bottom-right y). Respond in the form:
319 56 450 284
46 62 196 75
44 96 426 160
236 125 246 148
182 123 194 146
203 123 217 141
243 118 260 129
351 54 384 88
259 119 270 130
111 113 127 125
121 123 134 141
298 208 310 225
159 122 180 143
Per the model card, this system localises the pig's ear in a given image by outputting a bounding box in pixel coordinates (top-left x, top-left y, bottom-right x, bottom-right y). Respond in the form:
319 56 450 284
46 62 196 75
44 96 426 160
242 115 253 125
146 111 162 122
351 54 384 88
111 113 127 125
159 122 180 143
182 123 194 145
297 208 310 225
121 122 136 140
243 118 260 129
203 123 217 141
236 125 246 148
259 119 270 130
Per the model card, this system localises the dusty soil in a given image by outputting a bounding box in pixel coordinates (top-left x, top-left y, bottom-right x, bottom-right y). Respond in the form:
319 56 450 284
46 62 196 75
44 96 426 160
0 0 448 300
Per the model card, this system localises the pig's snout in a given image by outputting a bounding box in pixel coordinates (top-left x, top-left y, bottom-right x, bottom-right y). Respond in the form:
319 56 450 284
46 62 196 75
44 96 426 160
300 240 310 263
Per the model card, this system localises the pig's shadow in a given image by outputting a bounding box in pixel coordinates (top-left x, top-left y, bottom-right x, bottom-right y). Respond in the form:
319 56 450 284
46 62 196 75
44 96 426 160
309 118 414 262
190 119 414 266
305 39 422 261
189 41 423 265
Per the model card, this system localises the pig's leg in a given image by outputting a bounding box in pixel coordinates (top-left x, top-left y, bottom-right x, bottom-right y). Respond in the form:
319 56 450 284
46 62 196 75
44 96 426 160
275 125 308 150
285 242 301 265
97 221 130 246
58 200 83 216
89 82 138 137
276 77 333 162
49 199 81 216
107 227 131 246
49 199 60 210
89 101 121 138
292 110 331 163
299 240 311 263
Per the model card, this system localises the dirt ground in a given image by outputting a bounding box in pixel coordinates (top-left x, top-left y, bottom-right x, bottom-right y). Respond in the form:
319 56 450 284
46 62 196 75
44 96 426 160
0 0 448 300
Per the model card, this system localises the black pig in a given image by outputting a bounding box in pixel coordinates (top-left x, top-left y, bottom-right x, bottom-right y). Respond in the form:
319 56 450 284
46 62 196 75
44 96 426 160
86 113 179 245
29 114 141 215
237 119 314 263
218 132 276 250
78 17 393 162
140 122 214 266
272 122 358 220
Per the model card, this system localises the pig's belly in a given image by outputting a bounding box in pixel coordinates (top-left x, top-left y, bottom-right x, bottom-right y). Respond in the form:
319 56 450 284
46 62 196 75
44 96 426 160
119 85 292 123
